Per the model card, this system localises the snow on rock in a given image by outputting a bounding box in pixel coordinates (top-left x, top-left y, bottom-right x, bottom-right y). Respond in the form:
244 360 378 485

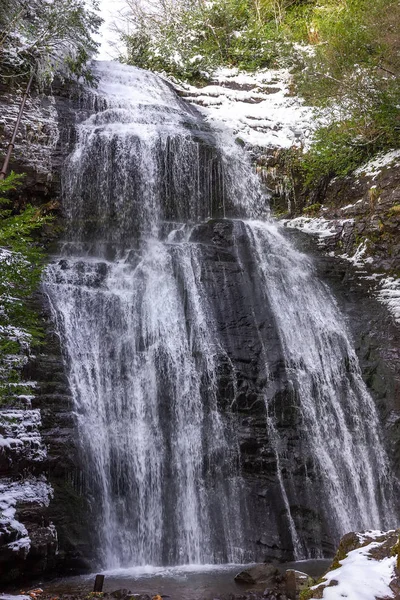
377 277 400 324
0 247 39 405
340 240 374 268
0 477 53 556
283 216 337 239
282 217 400 323
176 67 316 149
355 530 389 544
309 532 398 600
282 216 354 246
354 150 400 180
338 251 400 322
0 596 31 600
0 410 47 463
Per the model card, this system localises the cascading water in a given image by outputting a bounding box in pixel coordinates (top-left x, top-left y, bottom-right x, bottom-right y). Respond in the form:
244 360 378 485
241 221 395 556
44 61 396 568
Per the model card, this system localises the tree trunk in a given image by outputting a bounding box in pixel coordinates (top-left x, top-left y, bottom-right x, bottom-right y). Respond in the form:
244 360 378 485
0 71 34 180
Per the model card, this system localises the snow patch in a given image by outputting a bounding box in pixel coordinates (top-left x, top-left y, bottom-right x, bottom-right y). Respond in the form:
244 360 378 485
283 216 338 238
0 596 31 600
0 410 47 462
378 277 400 324
340 241 374 267
176 67 316 149
310 538 396 600
282 217 354 248
354 150 400 180
0 478 53 555
356 530 392 544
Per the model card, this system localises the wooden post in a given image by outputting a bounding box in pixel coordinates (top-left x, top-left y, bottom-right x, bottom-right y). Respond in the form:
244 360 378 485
0 71 34 181
93 574 105 592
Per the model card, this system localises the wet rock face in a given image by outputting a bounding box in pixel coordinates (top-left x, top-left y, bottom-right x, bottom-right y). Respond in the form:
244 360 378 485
189 219 400 563
306 163 400 274
0 291 92 583
29 292 95 575
0 84 59 584
260 147 400 276
0 477 56 584
289 230 400 485
190 220 334 561
0 81 92 582
285 570 314 600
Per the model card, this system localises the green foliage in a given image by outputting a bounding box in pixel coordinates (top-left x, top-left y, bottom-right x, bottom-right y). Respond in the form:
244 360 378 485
121 0 400 193
299 80 400 185
297 0 400 102
0 172 53 405
299 588 316 600
120 0 297 81
303 202 321 215
293 0 400 182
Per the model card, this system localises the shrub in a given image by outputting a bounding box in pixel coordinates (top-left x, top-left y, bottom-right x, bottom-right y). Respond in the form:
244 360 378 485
0 172 54 404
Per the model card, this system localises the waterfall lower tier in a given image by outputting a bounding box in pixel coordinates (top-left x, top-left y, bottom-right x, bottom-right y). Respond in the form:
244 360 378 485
45 239 248 567
43 61 397 569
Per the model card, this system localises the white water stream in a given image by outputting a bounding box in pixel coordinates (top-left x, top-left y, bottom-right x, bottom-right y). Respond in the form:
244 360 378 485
43 61 396 568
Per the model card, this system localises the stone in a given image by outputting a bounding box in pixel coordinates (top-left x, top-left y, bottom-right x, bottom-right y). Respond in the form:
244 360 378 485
235 564 280 585
111 591 131 600
285 570 314 600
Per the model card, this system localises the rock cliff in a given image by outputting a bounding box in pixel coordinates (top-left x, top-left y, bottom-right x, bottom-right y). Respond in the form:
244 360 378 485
0 80 93 583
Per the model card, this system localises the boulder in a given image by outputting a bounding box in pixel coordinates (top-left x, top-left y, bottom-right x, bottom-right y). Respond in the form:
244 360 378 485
285 570 314 600
235 564 280 584
110 591 131 600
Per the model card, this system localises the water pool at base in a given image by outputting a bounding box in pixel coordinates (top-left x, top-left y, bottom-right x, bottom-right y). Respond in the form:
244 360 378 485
38 561 331 600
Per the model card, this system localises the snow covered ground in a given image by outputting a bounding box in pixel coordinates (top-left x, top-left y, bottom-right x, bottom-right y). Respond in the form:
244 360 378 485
177 67 316 149
309 531 397 600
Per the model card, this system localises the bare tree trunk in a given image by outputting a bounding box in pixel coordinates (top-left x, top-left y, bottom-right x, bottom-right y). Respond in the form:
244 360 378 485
0 71 34 180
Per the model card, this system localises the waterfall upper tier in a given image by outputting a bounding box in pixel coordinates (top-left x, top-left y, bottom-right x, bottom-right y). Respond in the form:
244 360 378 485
63 62 264 254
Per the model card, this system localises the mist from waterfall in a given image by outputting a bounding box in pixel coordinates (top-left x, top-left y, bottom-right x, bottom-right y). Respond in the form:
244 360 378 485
44 61 396 568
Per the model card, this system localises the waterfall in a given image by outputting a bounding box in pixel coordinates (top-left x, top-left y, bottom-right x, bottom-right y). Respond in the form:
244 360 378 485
241 220 395 557
43 61 396 568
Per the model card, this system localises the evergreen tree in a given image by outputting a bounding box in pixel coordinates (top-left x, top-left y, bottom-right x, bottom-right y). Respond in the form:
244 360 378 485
0 0 102 84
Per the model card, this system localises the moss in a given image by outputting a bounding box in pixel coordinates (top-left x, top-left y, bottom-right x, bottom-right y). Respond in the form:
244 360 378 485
299 588 316 600
368 186 381 210
303 203 322 215
329 532 362 570
388 204 400 217
273 208 290 218
0 173 56 406
390 535 400 570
